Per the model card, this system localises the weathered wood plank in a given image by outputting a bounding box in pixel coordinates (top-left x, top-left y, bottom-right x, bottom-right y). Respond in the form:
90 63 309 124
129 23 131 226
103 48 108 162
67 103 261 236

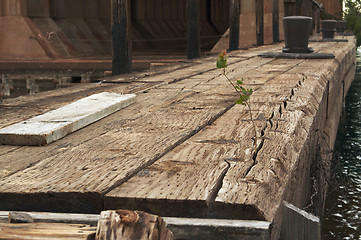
1 52 276 211
0 38 354 232
103 57 311 219
104 102 272 219
0 222 96 240
0 59 223 176
215 73 314 220
0 93 136 146
0 211 100 226
0 45 282 214
103 39 355 222
214 41 355 239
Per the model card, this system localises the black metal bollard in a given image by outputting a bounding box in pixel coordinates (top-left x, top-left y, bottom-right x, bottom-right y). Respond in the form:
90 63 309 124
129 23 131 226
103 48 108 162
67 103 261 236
321 20 337 39
283 16 313 53
336 20 346 34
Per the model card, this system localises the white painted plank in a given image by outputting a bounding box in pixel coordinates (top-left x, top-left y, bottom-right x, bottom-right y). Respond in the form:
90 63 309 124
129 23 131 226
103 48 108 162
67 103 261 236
0 92 136 145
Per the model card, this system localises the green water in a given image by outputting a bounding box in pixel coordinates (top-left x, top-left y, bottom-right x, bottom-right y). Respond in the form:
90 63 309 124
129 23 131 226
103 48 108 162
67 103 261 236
322 49 361 239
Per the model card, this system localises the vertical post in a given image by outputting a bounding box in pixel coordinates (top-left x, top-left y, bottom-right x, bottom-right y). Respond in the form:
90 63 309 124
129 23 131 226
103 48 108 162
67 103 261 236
187 0 201 59
0 0 26 16
256 0 264 46
301 0 308 16
111 0 132 75
316 7 320 33
229 0 240 51
272 0 279 43
1 74 12 97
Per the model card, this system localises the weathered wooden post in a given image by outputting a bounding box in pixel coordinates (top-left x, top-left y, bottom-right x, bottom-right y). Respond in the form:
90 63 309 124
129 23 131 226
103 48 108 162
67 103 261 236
301 0 308 16
96 210 173 240
272 0 279 43
27 0 50 17
229 0 240 51
26 76 39 95
1 74 13 97
316 5 321 33
187 0 201 59
256 0 264 46
111 0 132 75
0 0 26 16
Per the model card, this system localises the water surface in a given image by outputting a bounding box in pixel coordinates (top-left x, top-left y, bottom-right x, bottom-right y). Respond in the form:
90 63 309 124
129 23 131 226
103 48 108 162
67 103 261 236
322 49 361 239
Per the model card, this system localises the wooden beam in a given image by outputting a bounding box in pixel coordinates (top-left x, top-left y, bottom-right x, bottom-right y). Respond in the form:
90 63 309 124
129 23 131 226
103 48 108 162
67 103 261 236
111 0 132 75
187 0 201 59
272 0 279 43
256 0 264 46
229 0 240 51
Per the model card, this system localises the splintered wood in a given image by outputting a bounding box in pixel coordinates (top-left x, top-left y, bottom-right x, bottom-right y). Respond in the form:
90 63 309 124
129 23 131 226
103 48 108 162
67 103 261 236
0 37 356 228
96 210 172 240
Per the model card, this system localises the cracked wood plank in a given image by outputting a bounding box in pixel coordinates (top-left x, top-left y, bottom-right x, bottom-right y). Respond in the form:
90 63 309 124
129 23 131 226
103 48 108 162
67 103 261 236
0 38 354 225
104 104 264 219
103 59 306 219
103 40 349 219
0 222 96 240
215 40 355 239
0 50 278 212
0 44 280 179
0 55 255 177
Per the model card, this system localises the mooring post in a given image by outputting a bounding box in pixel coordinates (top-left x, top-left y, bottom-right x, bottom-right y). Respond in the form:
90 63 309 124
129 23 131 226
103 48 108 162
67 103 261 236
111 0 132 75
229 0 240 51
272 0 279 43
256 0 264 46
187 0 201 59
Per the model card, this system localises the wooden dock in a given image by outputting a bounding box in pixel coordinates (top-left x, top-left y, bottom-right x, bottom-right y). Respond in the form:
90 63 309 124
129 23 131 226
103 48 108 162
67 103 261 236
0 36 356 239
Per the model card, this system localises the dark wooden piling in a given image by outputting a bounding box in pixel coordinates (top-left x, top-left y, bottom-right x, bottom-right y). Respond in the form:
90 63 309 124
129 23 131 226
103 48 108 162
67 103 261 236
229 0 240 51
272 0 279 43
187 0 201 59
111 0 132 75
256 0 264 46
316 6 320 33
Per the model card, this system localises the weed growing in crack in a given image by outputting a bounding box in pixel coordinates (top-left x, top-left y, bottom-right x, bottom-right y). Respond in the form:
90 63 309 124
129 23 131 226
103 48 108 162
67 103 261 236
216 50 258 153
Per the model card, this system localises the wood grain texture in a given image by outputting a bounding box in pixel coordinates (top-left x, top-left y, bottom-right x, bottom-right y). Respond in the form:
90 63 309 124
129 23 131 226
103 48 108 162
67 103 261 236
105 38 356 223
96 210 172 240
0 44 280 196
0 37 356 236
0 222 96 240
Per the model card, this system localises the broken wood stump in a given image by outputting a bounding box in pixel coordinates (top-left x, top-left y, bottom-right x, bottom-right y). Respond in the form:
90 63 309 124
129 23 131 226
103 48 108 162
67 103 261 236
96 210 173 240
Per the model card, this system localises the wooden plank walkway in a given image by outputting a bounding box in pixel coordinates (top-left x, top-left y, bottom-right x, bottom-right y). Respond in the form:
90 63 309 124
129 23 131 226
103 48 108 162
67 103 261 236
0 36 356 238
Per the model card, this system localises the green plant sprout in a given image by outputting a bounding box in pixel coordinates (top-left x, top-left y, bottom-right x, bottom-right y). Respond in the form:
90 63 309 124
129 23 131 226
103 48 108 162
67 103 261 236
217 50 258 151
